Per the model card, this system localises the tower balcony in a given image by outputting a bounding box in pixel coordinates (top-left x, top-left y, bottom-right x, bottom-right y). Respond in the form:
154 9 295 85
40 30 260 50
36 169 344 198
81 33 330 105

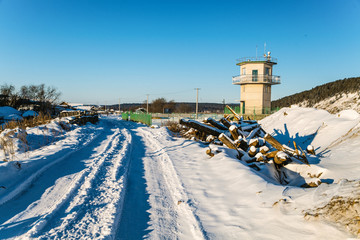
232 74 281 85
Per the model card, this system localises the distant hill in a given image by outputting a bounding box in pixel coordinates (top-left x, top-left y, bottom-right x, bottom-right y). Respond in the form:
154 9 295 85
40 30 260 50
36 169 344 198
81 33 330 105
272 77 360 113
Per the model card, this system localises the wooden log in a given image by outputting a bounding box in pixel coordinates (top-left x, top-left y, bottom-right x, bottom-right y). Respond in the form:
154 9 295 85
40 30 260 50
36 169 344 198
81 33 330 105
264 133 284 151
206 135 215 143
225 105 241 121
241 123 260 132
306 145 315 155
266 150 279 159
179 119 223 137
255 152 265 162
265 134 310 165
246 126 261 140
229 125 240 140
220 117 232 129
259 145 269 154
274 151 289 165
258 127 267 138
236 137 249 151
204 118 228 131
218 133 244 158
218 133 237 150
248 138 259 148
248 146 257 157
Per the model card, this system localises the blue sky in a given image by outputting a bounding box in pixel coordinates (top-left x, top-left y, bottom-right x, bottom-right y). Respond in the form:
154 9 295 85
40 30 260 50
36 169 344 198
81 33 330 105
0 0 359 104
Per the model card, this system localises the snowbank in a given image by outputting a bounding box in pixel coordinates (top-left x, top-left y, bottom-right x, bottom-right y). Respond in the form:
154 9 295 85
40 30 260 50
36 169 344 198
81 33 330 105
22 110 39 118
0 107 22 121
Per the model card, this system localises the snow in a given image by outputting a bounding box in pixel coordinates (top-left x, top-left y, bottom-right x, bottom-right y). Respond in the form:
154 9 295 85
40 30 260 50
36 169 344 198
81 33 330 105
22 110 39 118
68 103 93 111
297 91 360 114
0 107 359 239
0 107 21 118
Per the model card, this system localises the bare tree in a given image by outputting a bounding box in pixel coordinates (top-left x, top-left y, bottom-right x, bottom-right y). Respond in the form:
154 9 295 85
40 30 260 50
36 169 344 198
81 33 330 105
1 83 61 113
0 84 19 107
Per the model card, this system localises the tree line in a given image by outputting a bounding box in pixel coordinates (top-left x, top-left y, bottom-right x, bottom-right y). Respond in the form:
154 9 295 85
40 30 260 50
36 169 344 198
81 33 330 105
0 83 61 113
272 77 360 108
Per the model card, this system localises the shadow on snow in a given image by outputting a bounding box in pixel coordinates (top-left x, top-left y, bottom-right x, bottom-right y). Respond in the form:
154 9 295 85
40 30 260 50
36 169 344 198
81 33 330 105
115 122 151 240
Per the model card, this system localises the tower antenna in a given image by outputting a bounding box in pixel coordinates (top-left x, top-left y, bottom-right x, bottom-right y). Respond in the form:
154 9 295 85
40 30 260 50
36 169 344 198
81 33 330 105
264 42 266 56
256 45 258 60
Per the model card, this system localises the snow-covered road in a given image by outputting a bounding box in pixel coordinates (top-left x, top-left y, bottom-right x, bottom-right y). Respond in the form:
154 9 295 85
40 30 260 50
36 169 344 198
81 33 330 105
0 112 357 239
0 118 133 239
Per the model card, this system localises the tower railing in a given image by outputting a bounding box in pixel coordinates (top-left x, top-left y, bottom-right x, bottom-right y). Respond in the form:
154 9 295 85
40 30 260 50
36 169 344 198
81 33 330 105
232 74 281 84
236 56 278 63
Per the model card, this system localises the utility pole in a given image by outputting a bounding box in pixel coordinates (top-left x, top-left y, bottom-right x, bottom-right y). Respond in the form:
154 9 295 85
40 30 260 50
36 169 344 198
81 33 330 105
118 98 121 114
194 88 200 119
146 94 149 113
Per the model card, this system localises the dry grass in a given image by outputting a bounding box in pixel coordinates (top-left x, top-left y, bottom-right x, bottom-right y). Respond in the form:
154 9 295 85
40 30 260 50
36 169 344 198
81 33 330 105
0 113 53 162
0 113 52 133
304 180 360 237
162 121 183 133
305 196 360 237
0 130 16 162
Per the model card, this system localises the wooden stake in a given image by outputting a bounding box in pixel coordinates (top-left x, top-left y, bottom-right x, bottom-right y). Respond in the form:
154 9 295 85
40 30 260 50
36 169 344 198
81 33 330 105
225 105 241 121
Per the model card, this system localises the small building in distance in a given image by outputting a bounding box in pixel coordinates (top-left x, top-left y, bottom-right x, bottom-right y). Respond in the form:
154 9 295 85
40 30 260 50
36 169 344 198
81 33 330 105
232 52 281 114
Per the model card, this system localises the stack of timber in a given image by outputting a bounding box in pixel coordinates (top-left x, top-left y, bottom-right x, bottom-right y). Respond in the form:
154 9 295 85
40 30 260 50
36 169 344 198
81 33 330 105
179 105 316 186
69 113 99 125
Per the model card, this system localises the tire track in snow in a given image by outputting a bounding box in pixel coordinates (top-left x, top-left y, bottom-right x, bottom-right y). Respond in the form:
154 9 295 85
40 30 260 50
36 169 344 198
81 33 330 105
32 120 132 239
0 125 101 207
0 118 132 239
135 125 207 239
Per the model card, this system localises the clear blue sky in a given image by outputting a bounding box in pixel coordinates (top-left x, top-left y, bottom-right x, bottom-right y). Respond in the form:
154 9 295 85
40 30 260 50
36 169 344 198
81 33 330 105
0 0 359 104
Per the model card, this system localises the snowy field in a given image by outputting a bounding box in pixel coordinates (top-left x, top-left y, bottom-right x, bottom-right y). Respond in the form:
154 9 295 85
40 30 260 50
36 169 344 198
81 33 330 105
0 107 359 239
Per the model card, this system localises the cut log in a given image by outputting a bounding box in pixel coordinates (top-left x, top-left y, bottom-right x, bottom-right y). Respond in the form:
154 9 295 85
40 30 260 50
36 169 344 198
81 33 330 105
218 133 244 158
218 133 237 150
264 133 284 151
265 133 309 165
259 145 270 154
248 146 257 157
307 145 315 155
225 105 241 121
241 123 260 132
246 126 261 140
206 135 215 143
229 125 240 140
236 137 249 151
220 117 232 129
204 118 228 131
249 138 259 148
179 119 223 137
255 152 265 162
266 150 279 159
274 151 289 165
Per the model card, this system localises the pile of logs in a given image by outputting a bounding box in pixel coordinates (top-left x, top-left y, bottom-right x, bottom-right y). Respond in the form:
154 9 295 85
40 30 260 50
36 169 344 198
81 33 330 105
69 114 99 125
179 106 315 185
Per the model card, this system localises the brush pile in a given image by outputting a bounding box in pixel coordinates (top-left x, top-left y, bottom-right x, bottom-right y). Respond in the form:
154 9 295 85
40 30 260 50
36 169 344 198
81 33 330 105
179 106 316 186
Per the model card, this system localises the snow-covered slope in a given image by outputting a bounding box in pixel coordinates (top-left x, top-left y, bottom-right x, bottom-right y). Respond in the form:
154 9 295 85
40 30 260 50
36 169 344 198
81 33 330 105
297 91 360 113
